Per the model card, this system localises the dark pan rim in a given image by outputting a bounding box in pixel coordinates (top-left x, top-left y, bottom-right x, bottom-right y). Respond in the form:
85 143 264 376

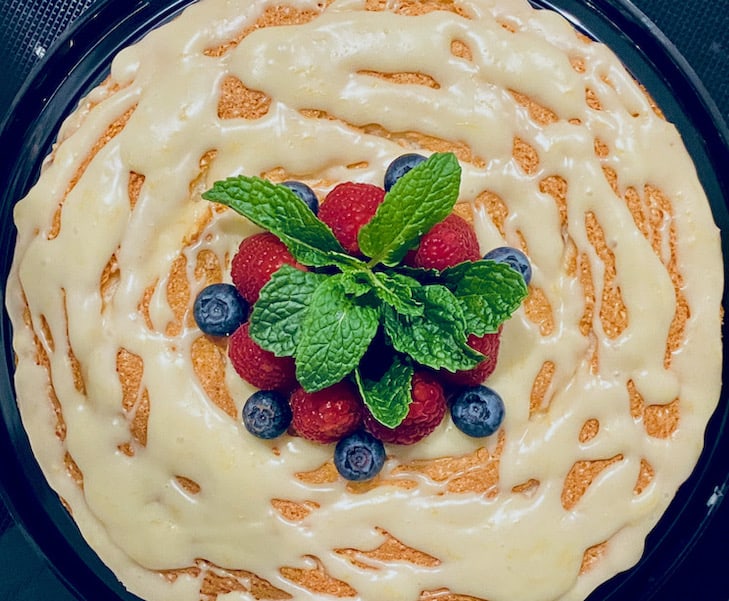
0 1 727 600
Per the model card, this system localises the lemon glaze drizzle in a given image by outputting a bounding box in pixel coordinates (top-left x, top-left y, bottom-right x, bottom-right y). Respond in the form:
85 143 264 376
6 1 722 600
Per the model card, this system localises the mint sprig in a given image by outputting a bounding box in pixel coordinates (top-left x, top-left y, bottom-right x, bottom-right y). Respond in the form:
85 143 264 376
359 152 461 267
383 284 484 372
442 260 528 336
355 356 414 428
248 266 325 356
203 153 528 426
294 275 379 391
364 271 423 317
202 176 362 270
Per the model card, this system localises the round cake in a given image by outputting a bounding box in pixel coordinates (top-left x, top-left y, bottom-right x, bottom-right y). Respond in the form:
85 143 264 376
5 1 724 600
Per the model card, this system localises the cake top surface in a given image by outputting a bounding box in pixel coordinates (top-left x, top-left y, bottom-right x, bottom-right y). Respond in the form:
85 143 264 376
5 0 723 600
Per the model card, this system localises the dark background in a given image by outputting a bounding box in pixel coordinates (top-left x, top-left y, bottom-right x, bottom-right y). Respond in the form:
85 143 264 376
1 1 727 600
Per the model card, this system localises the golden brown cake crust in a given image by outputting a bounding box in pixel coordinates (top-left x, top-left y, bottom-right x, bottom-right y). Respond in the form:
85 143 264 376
5 1 722 600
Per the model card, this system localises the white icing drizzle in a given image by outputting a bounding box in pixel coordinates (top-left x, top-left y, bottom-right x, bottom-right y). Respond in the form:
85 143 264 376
6 1 723 600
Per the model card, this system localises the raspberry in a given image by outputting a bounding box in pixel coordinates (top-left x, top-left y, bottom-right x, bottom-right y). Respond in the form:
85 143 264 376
318 182 386 255
364 371 446 445
409 213 480 270
441 328 502 387
231 232 305 304
290 381 364 444
228 323 297 392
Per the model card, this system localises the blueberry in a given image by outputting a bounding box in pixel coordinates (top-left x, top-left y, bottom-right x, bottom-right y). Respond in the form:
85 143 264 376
483 246 532 286
193 283 248 336
242 390 292 439
334 430 386 481
450 385 505 438
282 180 319 214
384 153 428 191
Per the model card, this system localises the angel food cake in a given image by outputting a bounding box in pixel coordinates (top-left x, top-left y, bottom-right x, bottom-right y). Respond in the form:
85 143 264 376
5 0 724 600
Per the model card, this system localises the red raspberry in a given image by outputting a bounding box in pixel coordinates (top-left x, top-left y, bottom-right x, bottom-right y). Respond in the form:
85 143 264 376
442 328 502 387
318 182 386 255
228 323 297 392
290 381 364 444
231 232 305 304
364 371 446 445
409 213 480 270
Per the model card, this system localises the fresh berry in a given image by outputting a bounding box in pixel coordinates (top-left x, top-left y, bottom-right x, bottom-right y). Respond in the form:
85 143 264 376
483 246 532 286
290 381 364 444
408 213 480 270
231 232 305 304
228 323 297 392
450 385 505 438
364 371 447 445
334 430 386 481
193 283 248 337
441 328 501 387
282 180 319 215
318 182 386 255
242 390 292 439
384 153 427 191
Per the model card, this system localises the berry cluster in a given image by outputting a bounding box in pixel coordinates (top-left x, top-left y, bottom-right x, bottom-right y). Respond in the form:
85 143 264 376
194 154 530 481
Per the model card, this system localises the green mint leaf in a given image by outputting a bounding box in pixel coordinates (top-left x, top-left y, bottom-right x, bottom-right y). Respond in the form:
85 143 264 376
203 176 361 270
338 271 377 298
358 153 462 266
383 284 483 372
248 266 326 357
396 264 441 285
355 356 414 429
367 271 423 317
295 275 380 391
441 260 529 336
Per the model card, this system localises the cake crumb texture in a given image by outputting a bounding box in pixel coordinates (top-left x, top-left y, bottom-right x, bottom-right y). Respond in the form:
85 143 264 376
5 1 722 600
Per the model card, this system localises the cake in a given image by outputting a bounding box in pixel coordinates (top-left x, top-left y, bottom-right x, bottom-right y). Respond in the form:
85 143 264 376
4 0 724 600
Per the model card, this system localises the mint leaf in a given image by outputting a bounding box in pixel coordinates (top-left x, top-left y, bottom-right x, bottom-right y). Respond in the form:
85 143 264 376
396 264 441 284
358 153 461 266
383 284 483 372
441 260 528 335
355 356 414 428
249 266 325 356
203 176 361 269
367 271 423 317
204 155 529 407
338 271 377 298
295 275 380 391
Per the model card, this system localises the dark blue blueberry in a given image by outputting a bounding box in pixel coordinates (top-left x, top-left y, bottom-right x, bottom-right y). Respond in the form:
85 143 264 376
242 390 293 439
334 430 386 481
282 180 319 214
450 385 505 438
383 153 428 191
193 283 248 336
483 246 532 286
